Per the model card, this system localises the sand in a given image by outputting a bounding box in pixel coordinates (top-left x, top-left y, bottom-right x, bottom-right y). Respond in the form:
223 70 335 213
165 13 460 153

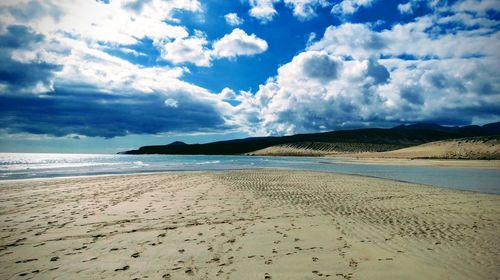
344 137 500 161
247 142 403 157
0 170 499 279
248 137 500 167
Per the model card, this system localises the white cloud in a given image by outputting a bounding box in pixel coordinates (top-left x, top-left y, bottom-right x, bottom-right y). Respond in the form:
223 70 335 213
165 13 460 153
220 87 238 99
224 13 244 26
157 31 212 67
119 47 147 57
212 28 268 58
247 0 330 22
235 1 500 135
284 0 330 20
164 98 179 108
397 2 414 14
309 23 386 59
54 36 194 95
0 0 198 45
235 51 394 135
309 16 500 60
331 0 374 16
248 0 279 23
451 0 500 15
0 0 237 119
156 28 269 66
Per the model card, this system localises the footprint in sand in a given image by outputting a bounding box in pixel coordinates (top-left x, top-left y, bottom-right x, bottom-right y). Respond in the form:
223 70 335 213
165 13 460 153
185 267 194 275
16 258 37 263
114 265 130 271
312 270 325 276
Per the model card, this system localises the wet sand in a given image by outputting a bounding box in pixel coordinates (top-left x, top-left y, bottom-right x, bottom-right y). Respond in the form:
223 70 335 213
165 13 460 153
334 157 500 168
0 170 499 279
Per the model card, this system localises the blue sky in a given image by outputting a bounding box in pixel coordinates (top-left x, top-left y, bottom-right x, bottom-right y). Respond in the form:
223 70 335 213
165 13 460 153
0 0 499 153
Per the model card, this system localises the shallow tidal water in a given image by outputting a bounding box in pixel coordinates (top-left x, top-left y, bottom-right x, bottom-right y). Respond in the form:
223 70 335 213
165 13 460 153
0 153 499 194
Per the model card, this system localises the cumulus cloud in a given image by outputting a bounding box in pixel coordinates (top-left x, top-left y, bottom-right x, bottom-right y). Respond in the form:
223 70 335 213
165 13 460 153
224 13 244 26
283 0 330 20
397 1 415 14
300 51 342 82
157 28 269 66
247 0 330 22
248 0 278 23
235 0 500 135
451 0 500 15
309 23 387 59
212 28 268 58
0 0 242 138
331 0 374 16
219 87 238 100
157 31 211 67
0 33 239 138
310 16 499 60
0 25 62 94
235 52 395 135
0 0 196 45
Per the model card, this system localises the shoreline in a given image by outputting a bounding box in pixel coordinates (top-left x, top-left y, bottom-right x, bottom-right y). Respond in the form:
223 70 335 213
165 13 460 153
2 162 499 196
3 168 498 196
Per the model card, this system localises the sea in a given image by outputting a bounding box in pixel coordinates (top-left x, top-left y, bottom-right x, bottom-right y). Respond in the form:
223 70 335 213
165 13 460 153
0 153 499 194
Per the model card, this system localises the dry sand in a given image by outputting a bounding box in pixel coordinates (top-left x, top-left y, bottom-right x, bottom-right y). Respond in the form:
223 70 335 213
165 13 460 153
0 170 499 279
345 137 500 161
248 137 500 168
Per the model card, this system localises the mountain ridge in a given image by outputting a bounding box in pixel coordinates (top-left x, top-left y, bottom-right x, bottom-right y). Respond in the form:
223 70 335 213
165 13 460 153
121 122 500 155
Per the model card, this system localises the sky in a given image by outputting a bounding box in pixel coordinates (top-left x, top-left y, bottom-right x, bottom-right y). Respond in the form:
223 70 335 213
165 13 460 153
0 0 499 153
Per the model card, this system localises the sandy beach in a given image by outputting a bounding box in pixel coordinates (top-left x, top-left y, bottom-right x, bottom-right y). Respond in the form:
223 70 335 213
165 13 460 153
1 170 499 279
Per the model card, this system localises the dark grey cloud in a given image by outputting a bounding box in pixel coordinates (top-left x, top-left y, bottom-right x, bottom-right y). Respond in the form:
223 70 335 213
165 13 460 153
122 0 152 13
400 86 424 105
0 90 231 138
366 59 390 84
302 53 340 82
5 0 62 22
426 72 465 92
364 32 386 50
0 25 44 48
0 25 62 93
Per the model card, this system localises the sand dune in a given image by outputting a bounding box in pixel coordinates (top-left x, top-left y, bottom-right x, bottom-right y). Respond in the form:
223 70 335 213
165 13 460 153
248 142 404 157
349 136 500 160
248 137 499 160
0 171 499 279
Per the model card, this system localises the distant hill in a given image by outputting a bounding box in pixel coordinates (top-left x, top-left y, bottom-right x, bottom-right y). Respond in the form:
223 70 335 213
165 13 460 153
165 141 188 147
121 122 500 155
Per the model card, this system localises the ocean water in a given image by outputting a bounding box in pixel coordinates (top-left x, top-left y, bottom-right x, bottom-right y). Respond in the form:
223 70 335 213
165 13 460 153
0 153 499 194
